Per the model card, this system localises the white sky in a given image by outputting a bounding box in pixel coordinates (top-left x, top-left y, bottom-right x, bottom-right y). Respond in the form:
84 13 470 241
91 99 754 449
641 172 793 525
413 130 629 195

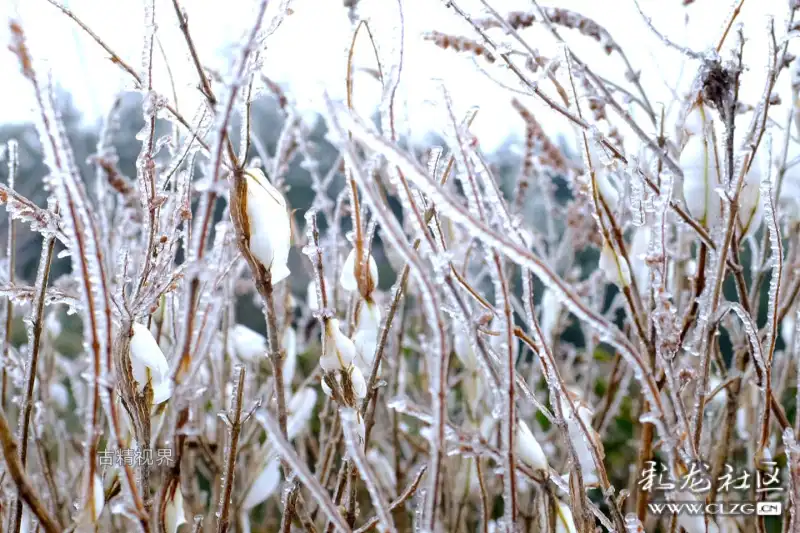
0 0 796 154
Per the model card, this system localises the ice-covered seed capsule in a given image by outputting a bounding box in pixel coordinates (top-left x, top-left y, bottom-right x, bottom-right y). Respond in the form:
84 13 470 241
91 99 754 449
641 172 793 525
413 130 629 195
243 168 292 283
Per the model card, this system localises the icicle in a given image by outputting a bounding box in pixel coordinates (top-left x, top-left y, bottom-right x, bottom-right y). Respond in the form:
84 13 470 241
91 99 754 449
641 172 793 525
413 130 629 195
340 407 397 533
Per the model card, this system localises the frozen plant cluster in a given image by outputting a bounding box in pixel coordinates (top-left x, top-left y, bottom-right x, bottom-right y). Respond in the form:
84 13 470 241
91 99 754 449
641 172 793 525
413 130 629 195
2 0 800 532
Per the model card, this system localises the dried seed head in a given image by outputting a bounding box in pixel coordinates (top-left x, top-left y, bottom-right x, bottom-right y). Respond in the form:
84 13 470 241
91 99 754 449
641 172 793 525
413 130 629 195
701 60 734 113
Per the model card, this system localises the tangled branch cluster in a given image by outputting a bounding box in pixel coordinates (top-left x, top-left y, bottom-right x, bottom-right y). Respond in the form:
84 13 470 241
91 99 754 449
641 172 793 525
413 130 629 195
2 1 800 532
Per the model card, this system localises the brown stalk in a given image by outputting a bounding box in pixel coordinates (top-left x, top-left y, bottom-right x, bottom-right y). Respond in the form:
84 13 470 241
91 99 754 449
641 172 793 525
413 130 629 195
0 408 61 533
1 142 17 414
353 466 427 533
10 231 56 533
216 366 246 533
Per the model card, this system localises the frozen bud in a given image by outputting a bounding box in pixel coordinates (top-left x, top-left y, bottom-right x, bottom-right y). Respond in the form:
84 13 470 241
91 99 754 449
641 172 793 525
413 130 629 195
307 279 330 311
595 171 620 213
516 420 548 471
736 160 764 238
782 311 797 348
560 391 601 485
683 102 714 138
231 324 267 361
463 370 483 413
555 500 578 533
340 247 378 294
45 311 62 338
708 377 727 408
320 364 367 401
320 319 356 372
49 382 69 411
629 226 651 294
282 327 297 387
539 288 563 342
349 364 368 399
357 300 381 334
681 131 721 227
287 387 317 439
243 168 291 283
354 300 381 372
480 416 498 446
599 240 631 288
453 330 479 371
75 473 104 531
353 330 378 374
242 458 280 510
685 259 698 277
130 323 172 405
321 376 333 397
162 480 187 533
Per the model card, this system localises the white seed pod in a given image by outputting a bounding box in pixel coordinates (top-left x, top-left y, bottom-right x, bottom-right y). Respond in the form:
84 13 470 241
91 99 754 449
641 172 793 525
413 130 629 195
349 364 368 399
243 168 291 283
340 247 378 293
453 330 479 371
49 382 69 411
681 134 721 227
320 319 356 372
130 323 172 405
231 324 266 362
287 387 317 439
242 458 280 510
282 327 297 388
555 499 578 533
354 300 381 372
516 420 548 471
599 240 631 288
540 288 563 342
163 482 187 533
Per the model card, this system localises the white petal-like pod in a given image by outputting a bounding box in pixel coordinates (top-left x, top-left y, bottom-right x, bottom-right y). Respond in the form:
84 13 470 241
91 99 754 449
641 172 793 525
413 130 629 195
244 168 291 283
354 301 381 372
321 377 333 397
462 370 483 413
75 473 105 532
782 311 797 348
130 323 172 404
555 500 578 533
595 171 620 213
629 226 652 293
287 387 317 440
320 319 356 372
49 382 69 410
516 420 548 471
683 103 714 138
163 483 187 533
539 288 563 342
340 247 379 292
560 393 601 485
349 365 367 399
231 324 267 361
354 329 378 374
242 458 281 510
282 327 297 388
681 134 721 226
599 241 631 288
453 331 479 371
358 300 381 334
736 158 763 238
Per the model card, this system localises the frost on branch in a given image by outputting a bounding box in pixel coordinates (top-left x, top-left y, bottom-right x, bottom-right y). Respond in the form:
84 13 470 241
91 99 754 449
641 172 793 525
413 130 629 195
3 1 800 532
